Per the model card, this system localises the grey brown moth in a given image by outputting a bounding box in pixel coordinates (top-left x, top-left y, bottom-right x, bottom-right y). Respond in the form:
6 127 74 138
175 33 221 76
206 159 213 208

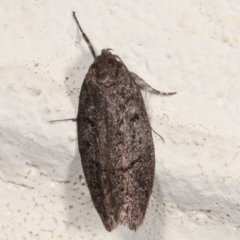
72 12 176 231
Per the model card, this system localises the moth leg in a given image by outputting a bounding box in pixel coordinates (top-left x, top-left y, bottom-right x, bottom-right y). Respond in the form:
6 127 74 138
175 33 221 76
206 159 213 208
130 72 177 96
49 118 77 123
151 127 165 143
130 71 175 143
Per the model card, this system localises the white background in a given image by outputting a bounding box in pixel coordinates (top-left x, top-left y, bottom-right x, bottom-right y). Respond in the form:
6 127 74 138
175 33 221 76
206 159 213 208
1 0 240 239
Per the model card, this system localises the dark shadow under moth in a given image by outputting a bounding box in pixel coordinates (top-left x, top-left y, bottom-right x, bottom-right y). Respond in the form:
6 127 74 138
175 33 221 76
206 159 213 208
72 12 176 232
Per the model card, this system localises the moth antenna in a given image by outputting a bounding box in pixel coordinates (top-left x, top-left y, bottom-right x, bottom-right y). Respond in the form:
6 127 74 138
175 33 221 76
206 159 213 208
72 11 96 59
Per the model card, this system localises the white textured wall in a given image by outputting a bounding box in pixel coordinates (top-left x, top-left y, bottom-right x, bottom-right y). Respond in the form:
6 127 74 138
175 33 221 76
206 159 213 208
1 1 240 239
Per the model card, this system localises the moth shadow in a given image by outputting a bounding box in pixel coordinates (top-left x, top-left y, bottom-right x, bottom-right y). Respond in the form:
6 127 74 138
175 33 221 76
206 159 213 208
148 173 167 239
63 50 93 112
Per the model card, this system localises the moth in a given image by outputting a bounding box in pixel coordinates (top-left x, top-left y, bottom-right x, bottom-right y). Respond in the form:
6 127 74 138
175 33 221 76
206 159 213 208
72 12 176 231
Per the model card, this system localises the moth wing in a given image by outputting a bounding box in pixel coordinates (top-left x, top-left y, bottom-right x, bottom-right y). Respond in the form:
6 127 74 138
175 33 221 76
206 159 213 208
77 76 118 231
77 57 155 231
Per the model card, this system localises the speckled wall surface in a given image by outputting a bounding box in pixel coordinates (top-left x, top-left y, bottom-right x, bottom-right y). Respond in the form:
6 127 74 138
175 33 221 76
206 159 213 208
1 1 240 239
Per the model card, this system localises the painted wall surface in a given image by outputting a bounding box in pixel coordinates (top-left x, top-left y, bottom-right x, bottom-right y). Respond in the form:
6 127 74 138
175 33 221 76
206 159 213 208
1 1 240 239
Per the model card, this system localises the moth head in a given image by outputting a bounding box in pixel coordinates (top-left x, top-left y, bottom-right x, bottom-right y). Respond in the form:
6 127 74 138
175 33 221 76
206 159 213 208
101 48 113 56
91 49 123 82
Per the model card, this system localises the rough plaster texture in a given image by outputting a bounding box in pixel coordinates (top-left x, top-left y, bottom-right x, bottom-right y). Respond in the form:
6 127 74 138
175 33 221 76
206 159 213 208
1 0 240 239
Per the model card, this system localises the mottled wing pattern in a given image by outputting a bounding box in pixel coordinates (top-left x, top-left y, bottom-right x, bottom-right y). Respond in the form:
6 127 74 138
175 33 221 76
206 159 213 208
77 50 155 231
